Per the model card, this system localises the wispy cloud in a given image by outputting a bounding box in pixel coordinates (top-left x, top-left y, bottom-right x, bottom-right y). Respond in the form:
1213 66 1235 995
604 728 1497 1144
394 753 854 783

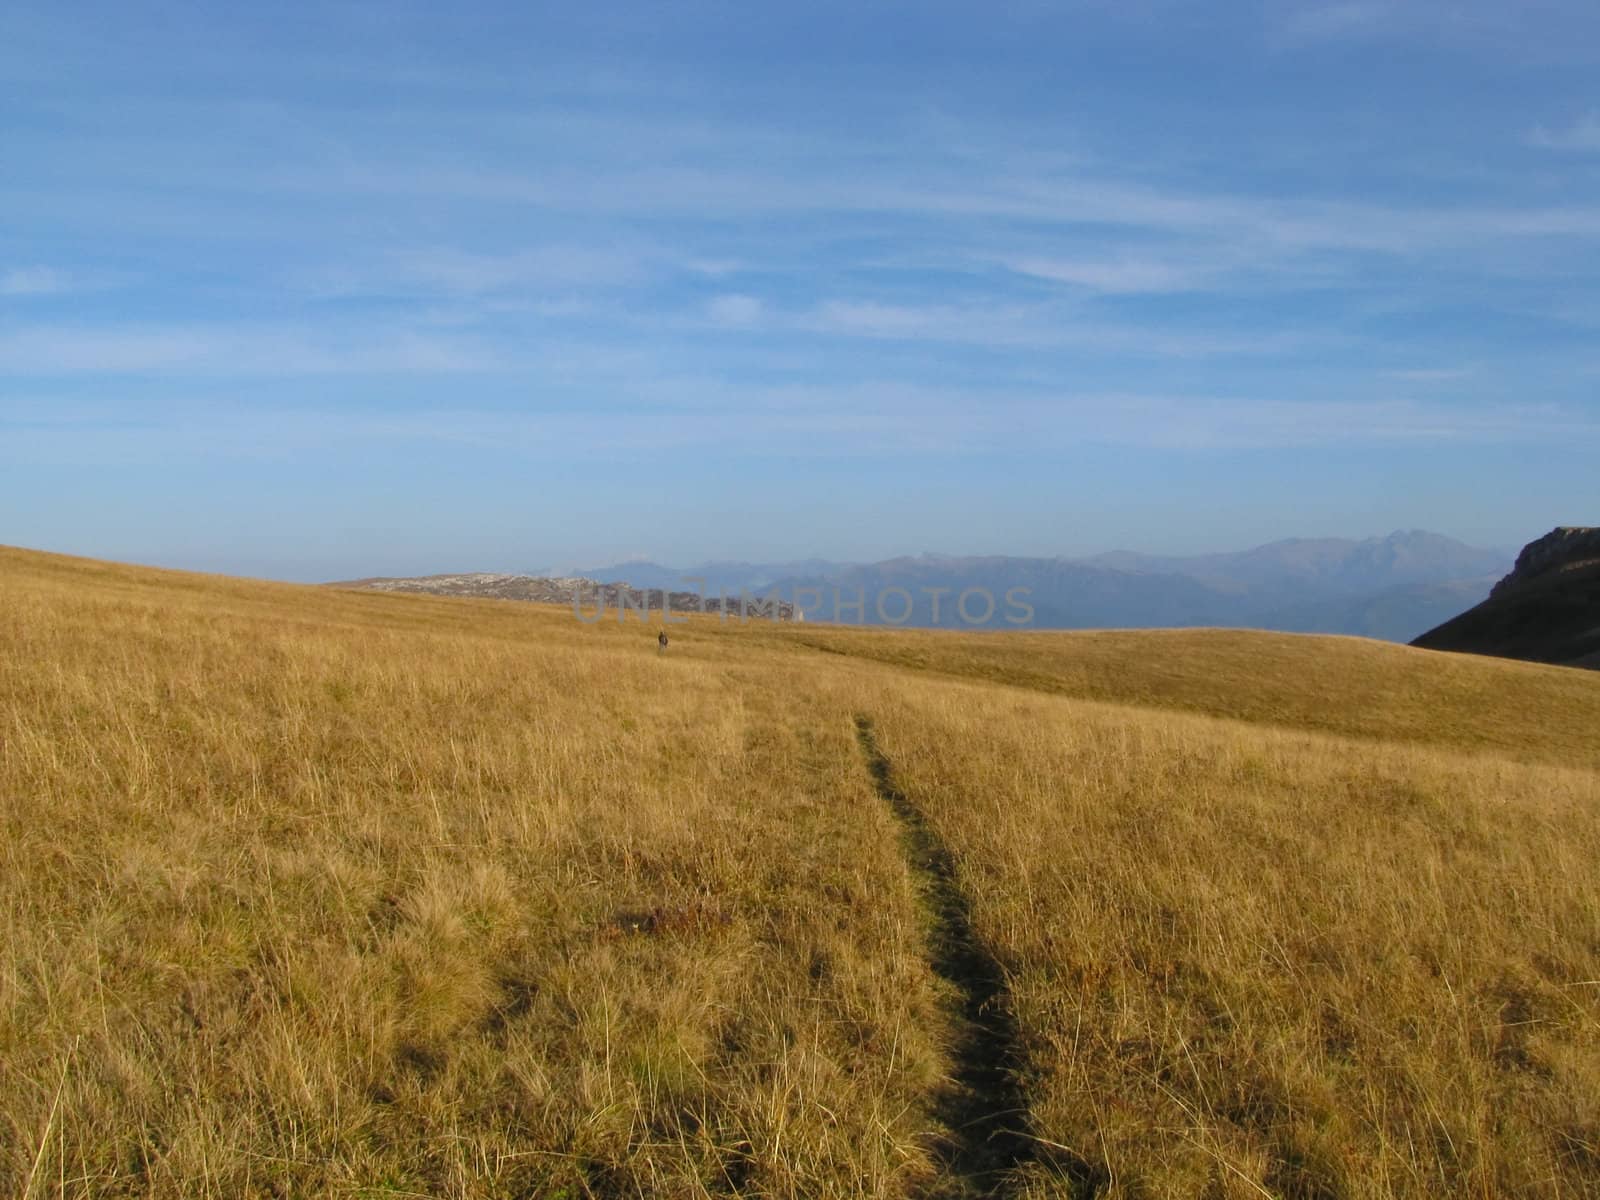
0 298 1331 377
296 244 650 299
1381 367 1476 383
0 324 501 374
1103 395 1599 450
794 299 1323 358
1 266 76 296
1269 0 1600 57
251 151 1600 265
6 386 1592 468
1001 256 1211 294
1276 3 1392 46
705 294 764 326
1529 111 1600 152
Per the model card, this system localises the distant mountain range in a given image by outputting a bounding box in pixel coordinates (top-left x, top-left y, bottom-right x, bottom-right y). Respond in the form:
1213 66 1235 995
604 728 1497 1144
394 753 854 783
331 532 1511 642
1413 527 1600 669
577 531 1511 641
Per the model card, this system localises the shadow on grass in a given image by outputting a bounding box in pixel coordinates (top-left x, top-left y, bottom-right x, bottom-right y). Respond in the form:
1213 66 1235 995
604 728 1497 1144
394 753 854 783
854 715 1105 1200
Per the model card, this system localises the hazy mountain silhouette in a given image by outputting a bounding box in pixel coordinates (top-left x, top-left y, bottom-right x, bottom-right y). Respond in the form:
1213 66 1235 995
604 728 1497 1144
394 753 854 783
577 531 1510 639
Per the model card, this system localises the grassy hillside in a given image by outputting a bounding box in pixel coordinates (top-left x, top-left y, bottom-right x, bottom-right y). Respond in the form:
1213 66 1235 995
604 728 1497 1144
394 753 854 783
3 545 1599 1198
773 623 1600 771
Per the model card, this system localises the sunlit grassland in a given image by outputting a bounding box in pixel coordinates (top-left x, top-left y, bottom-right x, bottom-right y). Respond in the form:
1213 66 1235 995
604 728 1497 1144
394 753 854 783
3 545 1598 1198
771 623 1600 771
1 549 946 1197
864 685 1600 1197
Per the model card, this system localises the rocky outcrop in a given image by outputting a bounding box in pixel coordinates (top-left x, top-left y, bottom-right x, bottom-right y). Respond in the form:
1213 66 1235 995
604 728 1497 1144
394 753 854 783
1412 527 1600 670
328 572 797 620
1490 527 1600 598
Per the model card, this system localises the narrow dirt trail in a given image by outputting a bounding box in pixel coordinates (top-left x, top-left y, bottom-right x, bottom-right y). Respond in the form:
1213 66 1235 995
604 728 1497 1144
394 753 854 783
853 715 1050 1199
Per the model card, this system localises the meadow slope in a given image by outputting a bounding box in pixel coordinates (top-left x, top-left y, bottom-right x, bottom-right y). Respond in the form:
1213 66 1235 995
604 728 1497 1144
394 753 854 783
3 545 1598 1199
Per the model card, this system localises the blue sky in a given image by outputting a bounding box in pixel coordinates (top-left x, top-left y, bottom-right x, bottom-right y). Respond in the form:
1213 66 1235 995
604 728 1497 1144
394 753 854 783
3 0 1598 579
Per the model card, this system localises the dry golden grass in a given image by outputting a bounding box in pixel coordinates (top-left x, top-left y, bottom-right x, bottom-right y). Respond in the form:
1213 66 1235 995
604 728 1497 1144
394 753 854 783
773 624 1600 771
864 686 1600 1197
0 549 948 1197
3 545 1599 1198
